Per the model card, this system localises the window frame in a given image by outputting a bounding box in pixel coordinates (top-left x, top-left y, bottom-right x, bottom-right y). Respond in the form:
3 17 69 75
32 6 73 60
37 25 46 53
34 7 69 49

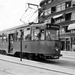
46 29 59 41
23 28 31 41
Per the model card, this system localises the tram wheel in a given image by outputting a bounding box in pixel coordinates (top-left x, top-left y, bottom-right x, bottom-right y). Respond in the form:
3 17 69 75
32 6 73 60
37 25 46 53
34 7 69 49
38 54 46 61
28 54 33 60
0 50 7 55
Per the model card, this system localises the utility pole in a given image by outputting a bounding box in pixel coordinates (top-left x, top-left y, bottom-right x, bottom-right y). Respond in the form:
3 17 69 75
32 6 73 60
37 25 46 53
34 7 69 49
20 30 23 61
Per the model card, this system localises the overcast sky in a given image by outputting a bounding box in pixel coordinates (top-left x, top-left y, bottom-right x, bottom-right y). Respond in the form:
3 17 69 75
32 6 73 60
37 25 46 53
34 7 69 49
0 0 41 31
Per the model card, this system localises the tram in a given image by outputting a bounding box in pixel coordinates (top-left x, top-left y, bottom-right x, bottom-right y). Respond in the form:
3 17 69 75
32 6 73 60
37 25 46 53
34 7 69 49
0 23 62 59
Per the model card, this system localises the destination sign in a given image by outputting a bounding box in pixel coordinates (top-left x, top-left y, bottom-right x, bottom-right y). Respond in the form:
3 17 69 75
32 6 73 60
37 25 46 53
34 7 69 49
46 24 60 30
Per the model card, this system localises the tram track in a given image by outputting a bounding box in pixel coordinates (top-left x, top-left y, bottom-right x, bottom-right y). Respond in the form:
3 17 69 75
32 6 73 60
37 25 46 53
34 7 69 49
0 55 74 75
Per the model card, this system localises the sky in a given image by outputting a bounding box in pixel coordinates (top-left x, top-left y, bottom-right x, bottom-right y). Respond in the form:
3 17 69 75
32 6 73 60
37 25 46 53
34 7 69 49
0 0 41 31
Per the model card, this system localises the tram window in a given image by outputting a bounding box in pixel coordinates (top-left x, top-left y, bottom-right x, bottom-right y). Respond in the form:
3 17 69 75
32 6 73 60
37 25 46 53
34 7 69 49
31 29 40 40
13 33 16 41
9 34 15 42
31 28 45 41
40 29 45 40
16 30 22 41
23 29 31 41
46 30 58 40
2 34 7 42
27 28 30 30
0 34 2 41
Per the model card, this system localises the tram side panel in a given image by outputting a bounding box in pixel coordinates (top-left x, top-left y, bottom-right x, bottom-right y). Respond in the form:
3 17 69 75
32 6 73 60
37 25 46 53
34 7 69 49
38 41 61 58
22 40 60 53
22 41 39 53
22 41 31 53
31 41 38 53
13 41 20 54
0 41 8 54
39 41 55 54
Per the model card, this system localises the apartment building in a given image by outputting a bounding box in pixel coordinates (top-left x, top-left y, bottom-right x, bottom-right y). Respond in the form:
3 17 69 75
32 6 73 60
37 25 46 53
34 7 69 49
38 0 75 51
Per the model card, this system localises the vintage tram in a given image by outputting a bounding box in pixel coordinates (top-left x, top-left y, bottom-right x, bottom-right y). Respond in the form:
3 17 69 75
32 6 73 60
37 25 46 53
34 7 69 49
0 23 62 59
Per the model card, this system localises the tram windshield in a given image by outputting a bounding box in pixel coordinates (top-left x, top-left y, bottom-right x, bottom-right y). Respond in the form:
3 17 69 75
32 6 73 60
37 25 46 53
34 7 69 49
31 23 60 41
46 24 59 40
46 29 59 40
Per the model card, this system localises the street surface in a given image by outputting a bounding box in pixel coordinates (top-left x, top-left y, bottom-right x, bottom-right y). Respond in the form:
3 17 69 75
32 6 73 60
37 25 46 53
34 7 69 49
0 58 69 75
0 54 75 75
46 57 75 70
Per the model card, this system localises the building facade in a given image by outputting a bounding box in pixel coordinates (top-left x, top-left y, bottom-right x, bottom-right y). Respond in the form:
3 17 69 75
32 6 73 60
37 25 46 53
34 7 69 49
38 0 75 51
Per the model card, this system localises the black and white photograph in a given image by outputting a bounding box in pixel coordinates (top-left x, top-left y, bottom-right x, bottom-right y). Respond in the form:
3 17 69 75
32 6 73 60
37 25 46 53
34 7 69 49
0 0 75 75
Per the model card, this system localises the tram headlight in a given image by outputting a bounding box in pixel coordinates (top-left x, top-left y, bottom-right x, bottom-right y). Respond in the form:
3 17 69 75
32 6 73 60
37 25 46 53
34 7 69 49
55 48 59 51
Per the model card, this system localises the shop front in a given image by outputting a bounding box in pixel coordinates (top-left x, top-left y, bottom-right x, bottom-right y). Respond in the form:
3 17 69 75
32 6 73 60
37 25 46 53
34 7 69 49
71 36 75 51
60 35 72 51
68 23 75 51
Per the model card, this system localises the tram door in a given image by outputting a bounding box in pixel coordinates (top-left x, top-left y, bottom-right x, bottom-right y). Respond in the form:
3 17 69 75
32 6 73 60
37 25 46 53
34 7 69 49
8 34 14 53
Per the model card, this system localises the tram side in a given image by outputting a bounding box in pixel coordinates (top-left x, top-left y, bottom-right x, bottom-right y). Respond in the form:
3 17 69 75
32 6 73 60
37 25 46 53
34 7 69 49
0 23 62 59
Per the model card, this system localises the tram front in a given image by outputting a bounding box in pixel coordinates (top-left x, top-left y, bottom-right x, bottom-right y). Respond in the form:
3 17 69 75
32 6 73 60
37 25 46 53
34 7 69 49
44 23 62 59
30 23 62 59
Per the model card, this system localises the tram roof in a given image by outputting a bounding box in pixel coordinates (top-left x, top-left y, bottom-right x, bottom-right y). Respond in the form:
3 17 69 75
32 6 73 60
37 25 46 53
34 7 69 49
30 23 60 27
0 23 59 34
0 23 45 34
0 23 30 33
30 23 46 27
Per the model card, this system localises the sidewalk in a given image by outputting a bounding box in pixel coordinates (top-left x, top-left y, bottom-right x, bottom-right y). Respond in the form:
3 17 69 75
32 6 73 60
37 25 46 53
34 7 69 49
61 51 75 59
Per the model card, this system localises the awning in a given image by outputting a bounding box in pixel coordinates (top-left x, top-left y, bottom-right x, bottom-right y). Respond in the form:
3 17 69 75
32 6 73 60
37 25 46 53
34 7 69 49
68 23 75 30
53 14 63 19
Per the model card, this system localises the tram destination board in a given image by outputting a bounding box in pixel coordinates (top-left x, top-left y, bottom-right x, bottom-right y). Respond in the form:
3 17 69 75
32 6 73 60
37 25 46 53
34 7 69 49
46 23 60 30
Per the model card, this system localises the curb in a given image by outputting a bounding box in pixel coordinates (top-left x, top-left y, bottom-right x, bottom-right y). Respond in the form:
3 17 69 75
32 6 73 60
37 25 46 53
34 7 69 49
61 51 75 59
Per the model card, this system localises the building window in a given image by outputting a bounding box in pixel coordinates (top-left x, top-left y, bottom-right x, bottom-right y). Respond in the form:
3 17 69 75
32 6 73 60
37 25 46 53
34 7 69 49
55 19 61 23
48 8 51 14
71 30 75 33
65 13 71 21
61 3 65 10
44 8 51 16
51 6 56 13
51 18 55 23
44 10 48 16
48 0 51 3
56 5 61 12
60 28 65 34
56 3 65 12
71 11 75 20
55 18 65 24
65 1 71 8
45 19 51 23
45 19 48 23
44 2 47 5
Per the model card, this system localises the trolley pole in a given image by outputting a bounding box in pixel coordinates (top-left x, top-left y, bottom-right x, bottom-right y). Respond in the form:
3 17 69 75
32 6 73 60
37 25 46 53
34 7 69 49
20 30 23 61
